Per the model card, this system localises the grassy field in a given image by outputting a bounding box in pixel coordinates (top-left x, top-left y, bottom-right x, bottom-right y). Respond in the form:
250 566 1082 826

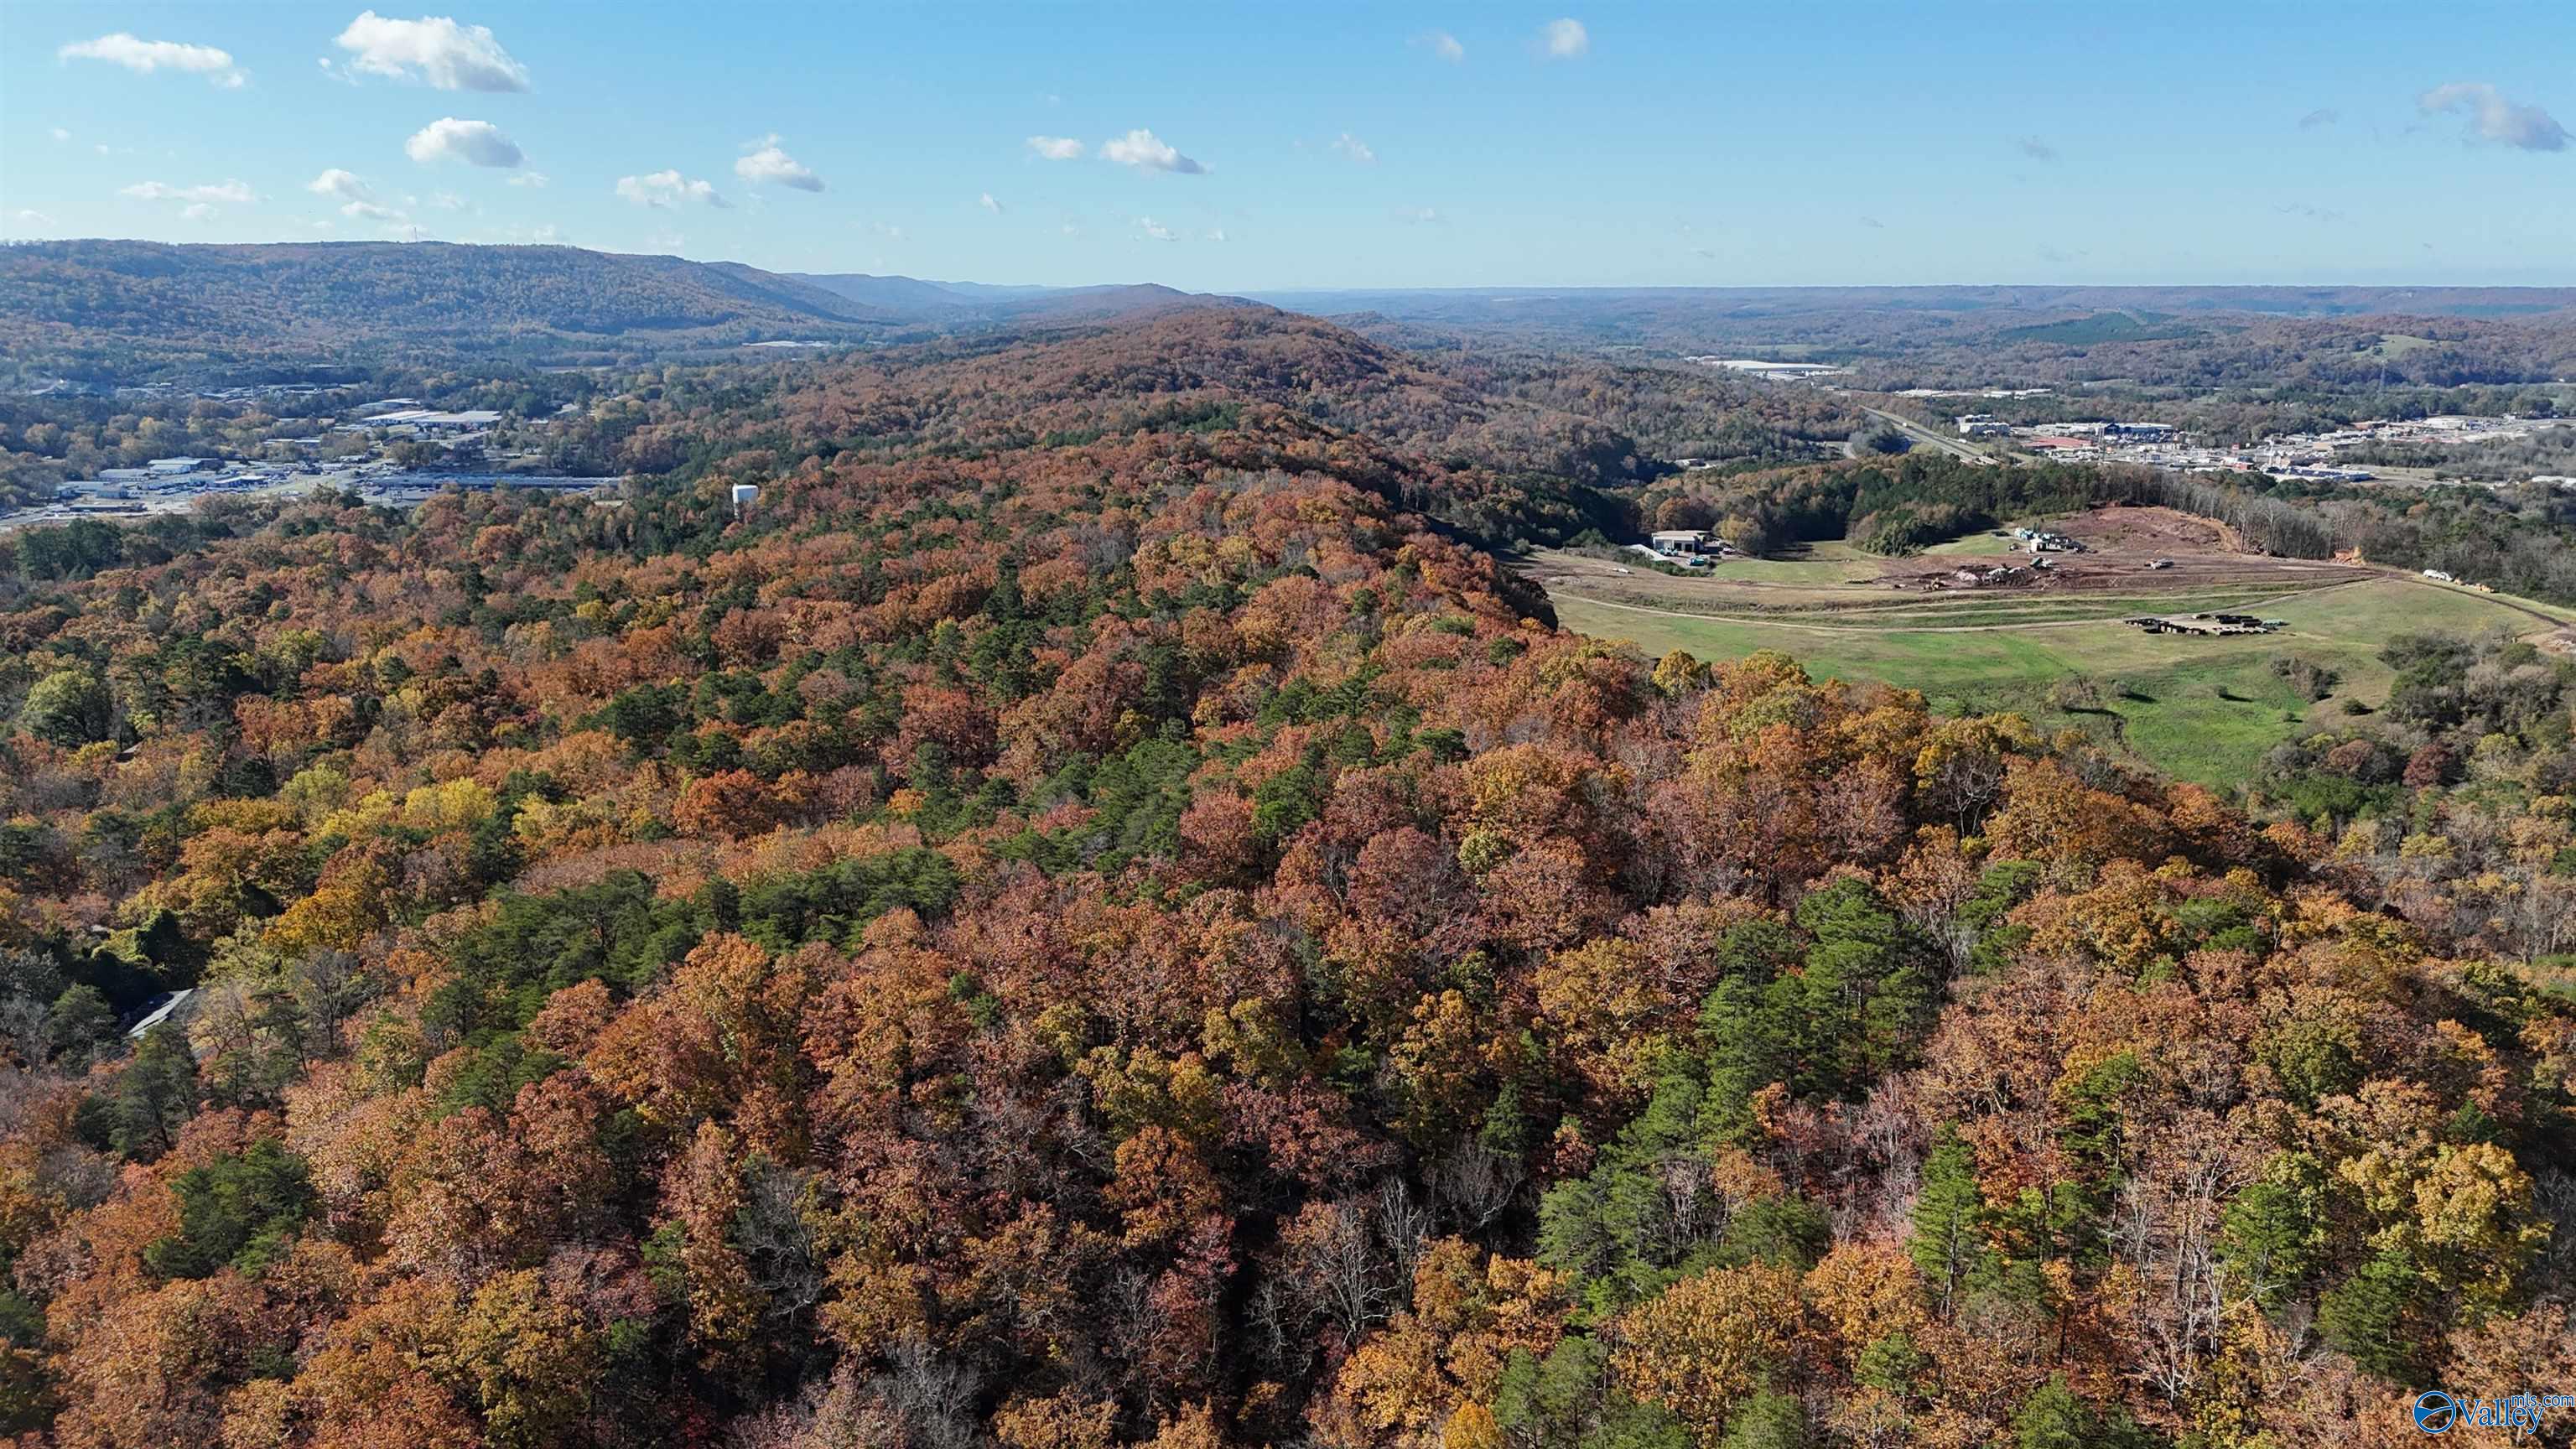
1553 575 2575 786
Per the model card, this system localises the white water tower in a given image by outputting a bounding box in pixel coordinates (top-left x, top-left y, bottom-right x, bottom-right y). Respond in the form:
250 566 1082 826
730 483 760 517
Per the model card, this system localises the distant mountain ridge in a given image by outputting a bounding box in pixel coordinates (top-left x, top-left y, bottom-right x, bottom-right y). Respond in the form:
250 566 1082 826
789 272 1237 328
0 240 1240 380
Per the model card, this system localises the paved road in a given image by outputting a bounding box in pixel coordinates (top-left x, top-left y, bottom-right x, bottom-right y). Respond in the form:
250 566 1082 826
1544 576 2376 635
1860 406 1997 463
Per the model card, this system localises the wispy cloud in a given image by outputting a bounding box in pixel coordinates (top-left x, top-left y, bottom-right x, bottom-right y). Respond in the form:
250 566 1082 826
1398 205 1441 224
13 210 57 227
506 172 549 189
2017 136 2059 162
1101 128 1206 174
1539 18 1589 59
1135 216 1176 241
1331 132 1376 164
1858 215 1885 230
979 192 1004 214
122 179 256 205
1423 30 1466 63
736 134 824 190
2418 82 2568 152
1027 135 1086 161
59 34 244 88
331 11 529 91
1205 227 1228 242
2297 107 2340 131
406 117 522 168
616 169 728 208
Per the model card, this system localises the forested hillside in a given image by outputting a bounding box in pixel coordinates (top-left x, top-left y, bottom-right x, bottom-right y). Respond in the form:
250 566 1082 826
0 311 2567 1449
0 242 892 378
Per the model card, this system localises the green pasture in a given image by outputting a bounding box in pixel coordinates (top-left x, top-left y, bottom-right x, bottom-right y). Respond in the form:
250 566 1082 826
1553 575 2573 787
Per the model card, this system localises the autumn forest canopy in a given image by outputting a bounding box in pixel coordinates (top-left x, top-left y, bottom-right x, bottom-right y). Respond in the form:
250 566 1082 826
0 304 2573 1449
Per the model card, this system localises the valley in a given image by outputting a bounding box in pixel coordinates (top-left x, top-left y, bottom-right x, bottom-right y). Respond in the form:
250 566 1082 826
1530 504 2576 783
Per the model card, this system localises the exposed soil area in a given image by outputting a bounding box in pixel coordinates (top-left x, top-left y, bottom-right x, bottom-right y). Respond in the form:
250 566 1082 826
1881 505 2363 595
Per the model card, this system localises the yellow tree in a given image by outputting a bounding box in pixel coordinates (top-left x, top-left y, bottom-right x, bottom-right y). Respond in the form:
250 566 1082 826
1609 1262 1804 1445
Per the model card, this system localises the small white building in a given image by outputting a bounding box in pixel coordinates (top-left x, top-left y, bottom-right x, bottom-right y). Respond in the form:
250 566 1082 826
363 408 502 432
1649 529 1708 555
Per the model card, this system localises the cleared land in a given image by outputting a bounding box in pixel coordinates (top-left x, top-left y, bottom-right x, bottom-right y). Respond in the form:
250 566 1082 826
1537 506 2576 786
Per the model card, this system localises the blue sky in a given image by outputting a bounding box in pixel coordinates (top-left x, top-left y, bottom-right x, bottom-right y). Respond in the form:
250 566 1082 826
3 2 2570 288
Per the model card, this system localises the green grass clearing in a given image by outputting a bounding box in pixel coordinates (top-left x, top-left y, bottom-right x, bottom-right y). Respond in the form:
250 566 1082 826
1553 575 2573 787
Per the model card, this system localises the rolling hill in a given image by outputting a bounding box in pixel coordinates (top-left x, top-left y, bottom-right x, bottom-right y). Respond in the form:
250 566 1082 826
0 240 901 375
0 242 1242 380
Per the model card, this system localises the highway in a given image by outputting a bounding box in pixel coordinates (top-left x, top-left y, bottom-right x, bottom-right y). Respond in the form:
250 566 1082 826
1861 406 1997 464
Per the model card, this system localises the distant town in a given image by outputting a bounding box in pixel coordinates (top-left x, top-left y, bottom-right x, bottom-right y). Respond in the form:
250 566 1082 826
1976 410 2568 485
1692 356 2575 490
0 387 621 532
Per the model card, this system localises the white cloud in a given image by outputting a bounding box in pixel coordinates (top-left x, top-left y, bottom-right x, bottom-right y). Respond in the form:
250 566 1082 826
506 171 549 188
307 168 375 201
122 179 256 205
2419 82 2569 152
59 34 245 87
2017 136 2059 162
49 127 72 143
1135 216 1176 241
332 11 529 91
341 200 404 221
1205 227 1227 242
1101 128 1206 174
979 191 1004 213
1398 205 1441 224
1331 132 1375 164
1426 30 1466 62
180 203 220 222
735 134 823 191
1027 135 1085 160
615 169 728 208
13 210 55 227
405 117 523 168
1540 18 1588 58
